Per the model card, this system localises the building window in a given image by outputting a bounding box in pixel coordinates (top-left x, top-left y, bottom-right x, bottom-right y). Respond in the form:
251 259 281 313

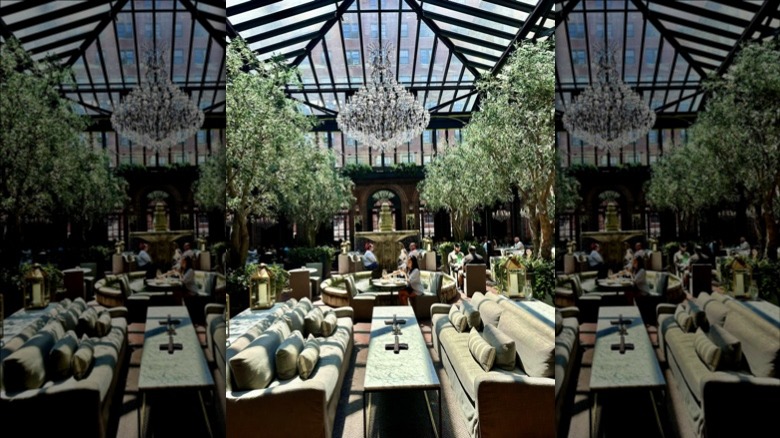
573 50 586 65
568 22 584 38
120 50 135 65
420 208 435 238
194 48 206 65
332 213 350 243
401 23 408 38
347 50 361 66
343 23 359 39
626 23 635 38
625 49 635 65
107 215 122 242
419 49 431 64
195 24 208 38
370 23 387 39
420 25 434 38
117 22 133 39
399 49 409 64
173 49 184 65
423 130 432 143
175 22 183 38
645 48 657 65
144 23 161 39
596 23 613 38
647 25 660 38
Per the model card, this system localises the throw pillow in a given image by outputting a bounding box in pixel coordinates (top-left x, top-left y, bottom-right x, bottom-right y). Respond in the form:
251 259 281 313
267 320 292 342
77 307 99 337
674 305 693 333
72 336 95 380
304 306 325 337
694 328 721 372
56 307 80 332
461 300 481 330
95 311 112 337
275 331 305 380
297 297 314 313
48 330 78 381
297 334 321 380
282 308 306 333
468 328 496 372
2 330 58 391
555 310 563 336
482 324 516 371
40 319 65 341
476 299 502 328
229 330 286 390
321 310 338 337
344 275 359 297
708 324 743 371
697 293 728 327
448 305 468 333
71 297 88 313
687 301 708 332
119 274 132 298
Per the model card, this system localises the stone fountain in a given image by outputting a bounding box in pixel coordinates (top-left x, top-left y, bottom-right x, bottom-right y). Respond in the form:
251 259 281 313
130 201 193 267
581 201 644 270
356 202 418 271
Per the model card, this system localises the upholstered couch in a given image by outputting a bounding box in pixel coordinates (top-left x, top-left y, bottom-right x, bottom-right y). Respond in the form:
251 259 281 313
1 299 128 438
320 270 458 321
555 306 580 433
205 303 227 432
431 292 555 437
226 299 354 438
95 270 225 322
657 292 780 437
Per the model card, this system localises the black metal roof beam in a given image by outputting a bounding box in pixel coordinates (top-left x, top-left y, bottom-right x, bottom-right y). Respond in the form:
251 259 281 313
650 0 751 29
491 0 554 75
417 9 515 41
64 0 129 68
257 30 322 55
227 21 239 40
291 0 356 67
232 0 336 33
456 46 500 63
244 12 332 45
482 0 534 14
0 0 49 17
0 18 11 41
422 0 524 29
404 0 481 80
6 1 112 32
179 0 226 48
645 9 742 42
204 100 225 112
629 0 708 80
715 0 777 76
18 13 108 44
555 0 582 25
285 84 475 93
437 29 507 53
291 96 338 116
27 31 94 56
708 0 761 14
664 29 733 54
227 0 277 17
653 89 705 113
429 90 478 112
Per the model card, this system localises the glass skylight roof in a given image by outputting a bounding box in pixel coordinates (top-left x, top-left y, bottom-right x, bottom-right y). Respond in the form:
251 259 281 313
227 0 556 117
0 0 226 117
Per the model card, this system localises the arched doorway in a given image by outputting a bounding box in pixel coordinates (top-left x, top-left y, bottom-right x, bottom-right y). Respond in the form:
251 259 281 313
366 189 402 231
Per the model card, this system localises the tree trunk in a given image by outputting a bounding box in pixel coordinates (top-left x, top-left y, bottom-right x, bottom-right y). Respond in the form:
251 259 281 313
538 212 553 260
230 214 249 268
452 211 467 242
763 199 778 261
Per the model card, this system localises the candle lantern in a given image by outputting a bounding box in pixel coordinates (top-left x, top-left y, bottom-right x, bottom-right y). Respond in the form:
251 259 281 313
250 264 274 309
505 258 526 298
24 263 50 309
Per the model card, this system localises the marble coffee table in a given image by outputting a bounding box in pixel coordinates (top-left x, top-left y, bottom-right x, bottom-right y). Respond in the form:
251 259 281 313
138 306 214 438
589 305 665 437
363 306 440 438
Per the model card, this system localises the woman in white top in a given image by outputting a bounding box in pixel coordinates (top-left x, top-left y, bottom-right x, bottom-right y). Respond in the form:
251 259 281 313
173 256 198 304
398 255 423 305
627 255 649 305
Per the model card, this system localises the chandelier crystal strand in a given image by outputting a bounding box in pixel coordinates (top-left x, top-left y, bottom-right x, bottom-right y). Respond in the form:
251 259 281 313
337 43 430 151
562 41 655 152
111 44 204 151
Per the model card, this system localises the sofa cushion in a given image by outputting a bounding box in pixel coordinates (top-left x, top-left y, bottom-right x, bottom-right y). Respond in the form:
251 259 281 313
430 272 443 297
56 307 80 332
304 306 324 337
482 324 516 371
570 275 583 297
707 324 742 371
282 307 306 334
723 313 777 377
345 275 359 297
77 307 99 337
440 328 486 400
555 310 563 336
448 305 468 333
469 328 496 372
2 330 58 391
694 328 721 371
675 305 694 333
666 329 709 402
697 293 728 327
476 299 503 328
297 334 321 380
95 311 112 337
72 337 95 380
276 330 305 380
40 318 65 341
297 297 314 313
461 300 481 330
321 310 338 337
71 297 88 313
497 303 555 378
119 274 132 299
48 330 78 381
687 301 708 331
230 329 285 390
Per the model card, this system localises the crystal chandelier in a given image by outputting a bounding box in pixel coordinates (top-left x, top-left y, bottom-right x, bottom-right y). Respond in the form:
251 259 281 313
111 44 204 150
492 208 511 222
562 42 655 152
337 43 430 151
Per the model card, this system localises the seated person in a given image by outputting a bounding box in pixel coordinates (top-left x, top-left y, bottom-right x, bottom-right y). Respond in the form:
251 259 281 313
363 242 379 270
397 255 424 306
171 256 198 305
136 242 156 279
447 244 464 277
673 243 689 275
407 242 420 261
588 243 608 279
513 236 524 252
458 245 484 288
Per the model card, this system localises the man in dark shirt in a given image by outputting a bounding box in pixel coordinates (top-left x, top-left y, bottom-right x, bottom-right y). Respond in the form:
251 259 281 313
459 246 484 289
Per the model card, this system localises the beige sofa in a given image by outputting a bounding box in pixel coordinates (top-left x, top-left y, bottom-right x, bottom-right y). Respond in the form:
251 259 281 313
431 292 555 437
555 306 580 433
657 292 780 437
320 270 458 321
1 299 128 438
226 300 354 438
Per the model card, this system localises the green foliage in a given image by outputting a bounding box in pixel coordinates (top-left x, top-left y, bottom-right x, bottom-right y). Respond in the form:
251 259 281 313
195 146 226 212
718 256 780 304
436 241 486 266
555 159 581 215
0 38 127 235
18 263 63 290
490 255 554 300
287 246 336 272
340 163 374 178
648 40 780 255
463 40 556 258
